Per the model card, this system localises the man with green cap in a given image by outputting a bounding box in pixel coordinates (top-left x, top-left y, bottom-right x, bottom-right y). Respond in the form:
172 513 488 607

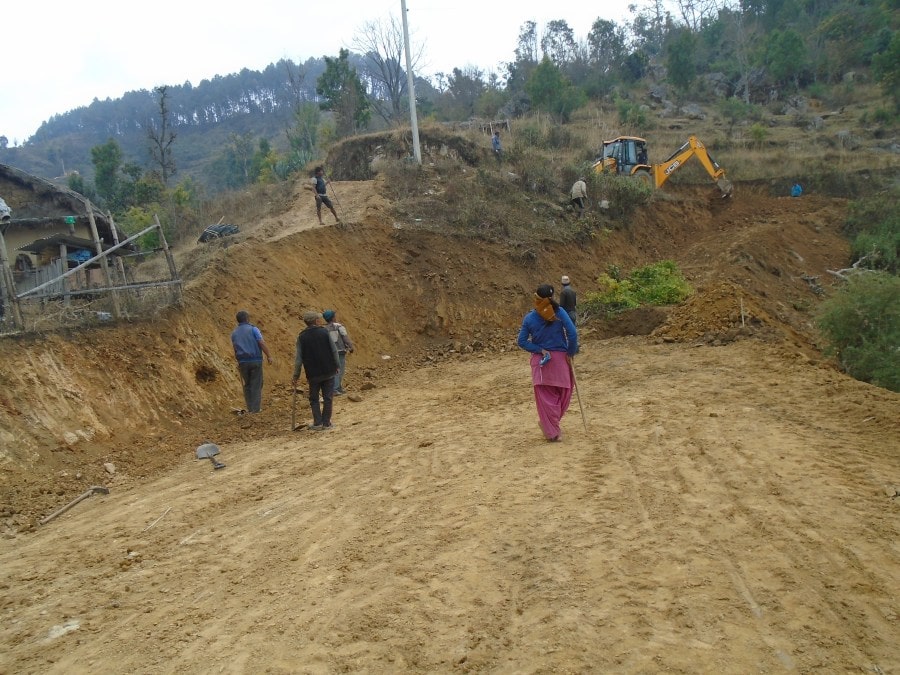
322 309 355 395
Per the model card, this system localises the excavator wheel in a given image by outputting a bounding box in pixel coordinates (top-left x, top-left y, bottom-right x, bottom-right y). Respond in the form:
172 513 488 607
633 169 654 189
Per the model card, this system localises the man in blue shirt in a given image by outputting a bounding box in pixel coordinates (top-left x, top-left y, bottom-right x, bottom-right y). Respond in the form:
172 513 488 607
231 310 273 413
491 131 502 165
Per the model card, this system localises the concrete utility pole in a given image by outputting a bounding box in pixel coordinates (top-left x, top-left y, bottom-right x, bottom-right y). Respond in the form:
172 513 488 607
401 0 422 164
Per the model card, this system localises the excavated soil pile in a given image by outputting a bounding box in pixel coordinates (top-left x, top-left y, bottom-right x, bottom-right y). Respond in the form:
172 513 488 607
1 171 898 673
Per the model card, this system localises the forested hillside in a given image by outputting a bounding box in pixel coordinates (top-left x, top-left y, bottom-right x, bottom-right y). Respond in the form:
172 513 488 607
1 0 896 193
0 58 327 182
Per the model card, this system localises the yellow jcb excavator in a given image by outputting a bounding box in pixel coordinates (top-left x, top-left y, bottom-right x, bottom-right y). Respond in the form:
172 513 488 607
592 135 733 197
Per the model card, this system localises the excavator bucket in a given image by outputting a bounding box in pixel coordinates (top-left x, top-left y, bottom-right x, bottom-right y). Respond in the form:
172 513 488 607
716 177 734 198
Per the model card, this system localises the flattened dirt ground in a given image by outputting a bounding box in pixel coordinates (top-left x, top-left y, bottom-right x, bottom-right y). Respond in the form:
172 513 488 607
1 177 898 673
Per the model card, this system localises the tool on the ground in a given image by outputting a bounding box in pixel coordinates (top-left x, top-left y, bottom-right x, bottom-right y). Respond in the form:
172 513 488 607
291 386 298 431
195 442 226 470
569 357 589 433
40 485 109 525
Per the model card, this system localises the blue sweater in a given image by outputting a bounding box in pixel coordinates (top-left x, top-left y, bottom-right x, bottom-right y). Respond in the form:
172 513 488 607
517 308 578 356
231 323 263 363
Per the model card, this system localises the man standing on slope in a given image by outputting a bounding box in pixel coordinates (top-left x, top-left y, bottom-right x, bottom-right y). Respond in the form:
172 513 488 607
311 166 340 225
292 311 341 430
570 177 588 218
231 310 273 414
560 275 577 325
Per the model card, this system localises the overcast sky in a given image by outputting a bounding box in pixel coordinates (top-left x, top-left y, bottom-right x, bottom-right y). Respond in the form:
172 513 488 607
3 0 636 145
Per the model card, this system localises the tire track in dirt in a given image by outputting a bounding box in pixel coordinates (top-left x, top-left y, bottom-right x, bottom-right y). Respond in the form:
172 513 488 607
1 337 898 673
558 338 899 671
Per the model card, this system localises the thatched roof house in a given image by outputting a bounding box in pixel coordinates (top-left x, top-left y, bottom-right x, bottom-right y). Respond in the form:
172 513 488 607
0 163 129 273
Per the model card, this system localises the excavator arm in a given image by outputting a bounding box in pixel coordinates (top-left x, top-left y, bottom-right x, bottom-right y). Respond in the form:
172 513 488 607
652 136 733 196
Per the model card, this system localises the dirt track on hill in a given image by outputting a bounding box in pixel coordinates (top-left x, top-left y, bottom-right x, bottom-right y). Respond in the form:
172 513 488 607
1 177 899 672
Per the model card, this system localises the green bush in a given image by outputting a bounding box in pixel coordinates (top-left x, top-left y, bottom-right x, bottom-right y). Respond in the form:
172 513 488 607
716 98 762 130
118 206 160 251
817 272 900 392
629 261 694 304
544 125 574 150
844 190 899 273
871 107 897 125
615 97 648 128
749 123 768 147
516 124 574 150
582 260 692 315
517 125 542 148
512 148 561 196
592 174 653 222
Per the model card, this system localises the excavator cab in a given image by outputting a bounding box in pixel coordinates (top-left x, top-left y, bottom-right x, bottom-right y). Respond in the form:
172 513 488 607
595 137 650 176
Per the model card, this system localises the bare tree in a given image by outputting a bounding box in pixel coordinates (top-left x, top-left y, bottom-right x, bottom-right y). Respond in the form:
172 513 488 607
675 0 726 31
147 85 177 186
352 15 424 124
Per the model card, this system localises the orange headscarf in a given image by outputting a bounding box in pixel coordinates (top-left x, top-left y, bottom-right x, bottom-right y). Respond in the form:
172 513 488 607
533 294 557 322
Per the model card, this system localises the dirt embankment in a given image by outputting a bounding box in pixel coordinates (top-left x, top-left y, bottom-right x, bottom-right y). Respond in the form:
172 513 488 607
0 179 856 526
1 174 899 673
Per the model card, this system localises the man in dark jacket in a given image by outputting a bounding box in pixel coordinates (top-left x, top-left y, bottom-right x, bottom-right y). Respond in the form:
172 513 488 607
560 275 577 324
292 311 341 430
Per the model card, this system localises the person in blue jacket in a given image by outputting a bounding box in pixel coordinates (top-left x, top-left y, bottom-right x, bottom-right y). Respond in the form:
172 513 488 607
517 283 578 442
230 310 273 413
491 130 502 165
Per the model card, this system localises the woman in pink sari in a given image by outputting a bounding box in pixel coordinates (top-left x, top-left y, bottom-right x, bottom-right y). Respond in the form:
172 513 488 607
517 283 579 441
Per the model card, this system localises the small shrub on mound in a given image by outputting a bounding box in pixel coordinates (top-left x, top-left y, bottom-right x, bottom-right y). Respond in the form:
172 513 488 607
379 159 426 200
583 261 692 315
516 123 575 150
844 188 899 274
817 272 900 392
512 147 562 195
593 174 653 222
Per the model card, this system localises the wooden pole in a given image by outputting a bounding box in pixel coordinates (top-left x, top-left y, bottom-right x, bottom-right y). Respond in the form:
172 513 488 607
153 214 182 304
106 212 128 285
0 227 24 328
59 243 71 307
85 202 121 318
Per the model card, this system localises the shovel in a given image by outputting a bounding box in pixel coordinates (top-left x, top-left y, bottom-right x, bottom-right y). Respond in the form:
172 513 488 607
40 485 109 525
196 442 226 470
